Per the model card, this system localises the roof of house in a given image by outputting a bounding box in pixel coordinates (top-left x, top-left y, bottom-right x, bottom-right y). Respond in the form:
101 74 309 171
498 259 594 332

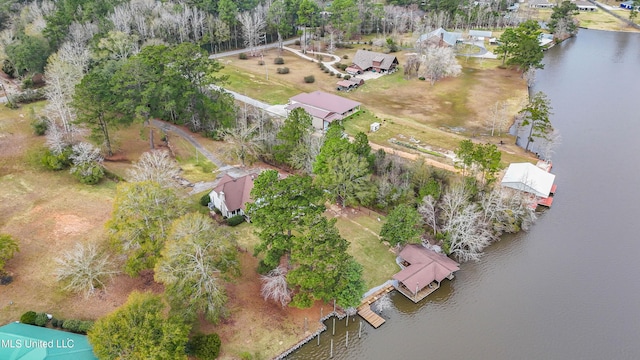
469 29 492 38
418 27 463 46
284 103 339 123
393 244 460 290
352 50 398 71
0 322 98 360
336 80 356 87
211 173 255 212
288 90 361 115
501 162 556 198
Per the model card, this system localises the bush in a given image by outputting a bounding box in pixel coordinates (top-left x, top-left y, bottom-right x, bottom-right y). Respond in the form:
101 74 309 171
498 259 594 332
30 117 48 135
226 215 245 227
256 260 272 275
34 312 48 327
187 333 221 360
41 148 72 170
329 72 335 76
20 311 37 325
294 40 301 46
418 76 426 81
343 54 349 59
0 274 12 285
238 53 247 60
70 163 105 185
344 74 351 80
324 69 330 73
62 319 94 334
274 57 284 65
304 75 315 83
200 193 211 207
257 60 264 65
11 88 46 104
277 67 290 74
337 73 342 78
51 318 61 328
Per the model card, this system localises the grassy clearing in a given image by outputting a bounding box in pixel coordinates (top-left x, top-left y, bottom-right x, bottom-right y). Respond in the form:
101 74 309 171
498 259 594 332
332 211 398 289
171 137 218 183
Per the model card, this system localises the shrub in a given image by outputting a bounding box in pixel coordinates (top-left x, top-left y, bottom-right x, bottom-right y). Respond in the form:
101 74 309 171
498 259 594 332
274 57 284 65
0 274 12 285
343 54 349 59
257 60 265 65
344 74 351 80
304 75 315 83
20 311 37 325
277 67 290 74
70 163 105 185
256 260 271 275
41 148 72 170
418 76 426 81
51 318 61 328
324 69 330 73
294 40 301 45
187 333 221 360
34 312 48 327
337 73 342 78
238 53 247 60
226 215 245 226
200 193 211 207
329 72 335 76
62 319 94 334
31 117 48 136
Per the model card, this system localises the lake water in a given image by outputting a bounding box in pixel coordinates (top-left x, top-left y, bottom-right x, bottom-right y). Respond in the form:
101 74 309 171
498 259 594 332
288 29 640 360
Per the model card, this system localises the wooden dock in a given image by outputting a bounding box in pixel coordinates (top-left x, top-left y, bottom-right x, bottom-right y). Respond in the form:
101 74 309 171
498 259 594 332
357 304 385 328
356 283 394 328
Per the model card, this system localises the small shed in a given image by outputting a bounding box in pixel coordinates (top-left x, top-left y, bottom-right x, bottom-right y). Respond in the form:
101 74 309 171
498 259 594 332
501 162 556 198
370 122 381 132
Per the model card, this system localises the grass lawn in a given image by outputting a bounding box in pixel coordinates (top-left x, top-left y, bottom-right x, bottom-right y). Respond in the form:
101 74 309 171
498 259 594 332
330 210 398 289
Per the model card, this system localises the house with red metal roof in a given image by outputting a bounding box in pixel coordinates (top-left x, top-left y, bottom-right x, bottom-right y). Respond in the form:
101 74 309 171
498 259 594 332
393 244 460 303
285 90 361 130
208 173 255 219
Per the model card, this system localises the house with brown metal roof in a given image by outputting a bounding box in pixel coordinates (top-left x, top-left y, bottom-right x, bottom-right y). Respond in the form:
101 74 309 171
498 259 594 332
208 173 255 219
393 244 460 303
285 90 361 130
346 50 399 75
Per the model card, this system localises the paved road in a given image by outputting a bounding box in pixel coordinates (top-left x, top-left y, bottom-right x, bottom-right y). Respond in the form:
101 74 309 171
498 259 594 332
211 85 271 110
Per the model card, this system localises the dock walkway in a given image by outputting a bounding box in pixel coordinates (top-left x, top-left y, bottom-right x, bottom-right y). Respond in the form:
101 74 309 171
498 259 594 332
356 283 394 328
356 304 385 328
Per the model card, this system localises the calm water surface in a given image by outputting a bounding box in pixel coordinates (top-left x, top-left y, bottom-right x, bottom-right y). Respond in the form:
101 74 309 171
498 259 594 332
289 29 640 360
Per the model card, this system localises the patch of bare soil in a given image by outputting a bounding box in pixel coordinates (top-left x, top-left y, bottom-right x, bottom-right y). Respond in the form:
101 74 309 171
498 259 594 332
197 252 324 359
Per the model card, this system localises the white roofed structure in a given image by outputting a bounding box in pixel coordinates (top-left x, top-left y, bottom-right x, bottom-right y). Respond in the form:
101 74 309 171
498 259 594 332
501 163 556 198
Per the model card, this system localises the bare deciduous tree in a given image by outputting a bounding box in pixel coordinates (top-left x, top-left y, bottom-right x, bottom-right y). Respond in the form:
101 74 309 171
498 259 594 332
418 195 439 234
260 266 291 308
479 185 537 235
127 150 181 187
486 101 508 137
44 53 83 132
56 242 119 298
421 45 462 85
442 202 494 262
539 128 562 162
237 6 267 57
